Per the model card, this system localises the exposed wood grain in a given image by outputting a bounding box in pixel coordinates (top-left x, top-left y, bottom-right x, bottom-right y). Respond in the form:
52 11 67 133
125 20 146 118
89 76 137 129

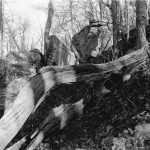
0 44 149 149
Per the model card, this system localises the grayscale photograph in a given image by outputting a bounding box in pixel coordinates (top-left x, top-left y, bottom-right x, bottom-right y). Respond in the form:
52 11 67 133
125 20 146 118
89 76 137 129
0 0 150 149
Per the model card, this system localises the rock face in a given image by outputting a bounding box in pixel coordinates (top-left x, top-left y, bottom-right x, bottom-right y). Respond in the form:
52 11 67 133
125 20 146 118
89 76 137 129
71 25 100 63
28 49 45 72
71 22 113 64
71 21 150 65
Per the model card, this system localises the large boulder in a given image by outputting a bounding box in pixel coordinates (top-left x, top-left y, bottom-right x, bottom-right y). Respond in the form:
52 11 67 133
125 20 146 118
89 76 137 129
28 48 45 72
71 22 112 64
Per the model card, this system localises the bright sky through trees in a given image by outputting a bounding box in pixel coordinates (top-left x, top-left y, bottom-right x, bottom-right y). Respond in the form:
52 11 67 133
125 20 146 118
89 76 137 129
4 0 61 50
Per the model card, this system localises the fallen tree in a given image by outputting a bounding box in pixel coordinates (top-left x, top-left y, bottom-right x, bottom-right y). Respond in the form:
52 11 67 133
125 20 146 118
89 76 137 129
0 44 150 149
7 99 84 150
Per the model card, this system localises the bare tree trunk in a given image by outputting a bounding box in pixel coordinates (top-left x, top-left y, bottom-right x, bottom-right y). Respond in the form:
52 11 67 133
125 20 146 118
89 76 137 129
88 0 95 22
98 0 103 21
125 0 129 39
136 0 148 49
111 0 121 59
70 0 75 35
44 0 54 65
21 34 25 51
5 18 21 51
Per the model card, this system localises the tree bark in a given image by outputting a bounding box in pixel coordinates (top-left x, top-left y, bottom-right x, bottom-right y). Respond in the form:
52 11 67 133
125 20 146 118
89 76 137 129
44 0 54 65
98 0 103 21
6 100 84 150
0 44 149 149
27 100 83 150
136 0 148 49
111 0 121 59
125 0 129 40
88 0 95 22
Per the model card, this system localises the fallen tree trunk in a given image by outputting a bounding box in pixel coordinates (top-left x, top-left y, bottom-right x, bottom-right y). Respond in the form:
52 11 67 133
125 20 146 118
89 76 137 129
6 99 84 150
0 44 150 149
28 99 83 150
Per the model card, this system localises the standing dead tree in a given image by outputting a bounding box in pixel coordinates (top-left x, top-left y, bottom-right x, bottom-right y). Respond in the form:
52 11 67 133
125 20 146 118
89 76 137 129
125 0 129 40
46 35 69 66
44 1 69 66
136 0 148 49
44 0 54 65
111 0 121 59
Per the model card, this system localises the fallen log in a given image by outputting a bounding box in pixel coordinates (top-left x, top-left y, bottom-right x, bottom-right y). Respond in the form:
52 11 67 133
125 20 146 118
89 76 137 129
6 100 84 150
27 99 83 150
0 44 150 149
